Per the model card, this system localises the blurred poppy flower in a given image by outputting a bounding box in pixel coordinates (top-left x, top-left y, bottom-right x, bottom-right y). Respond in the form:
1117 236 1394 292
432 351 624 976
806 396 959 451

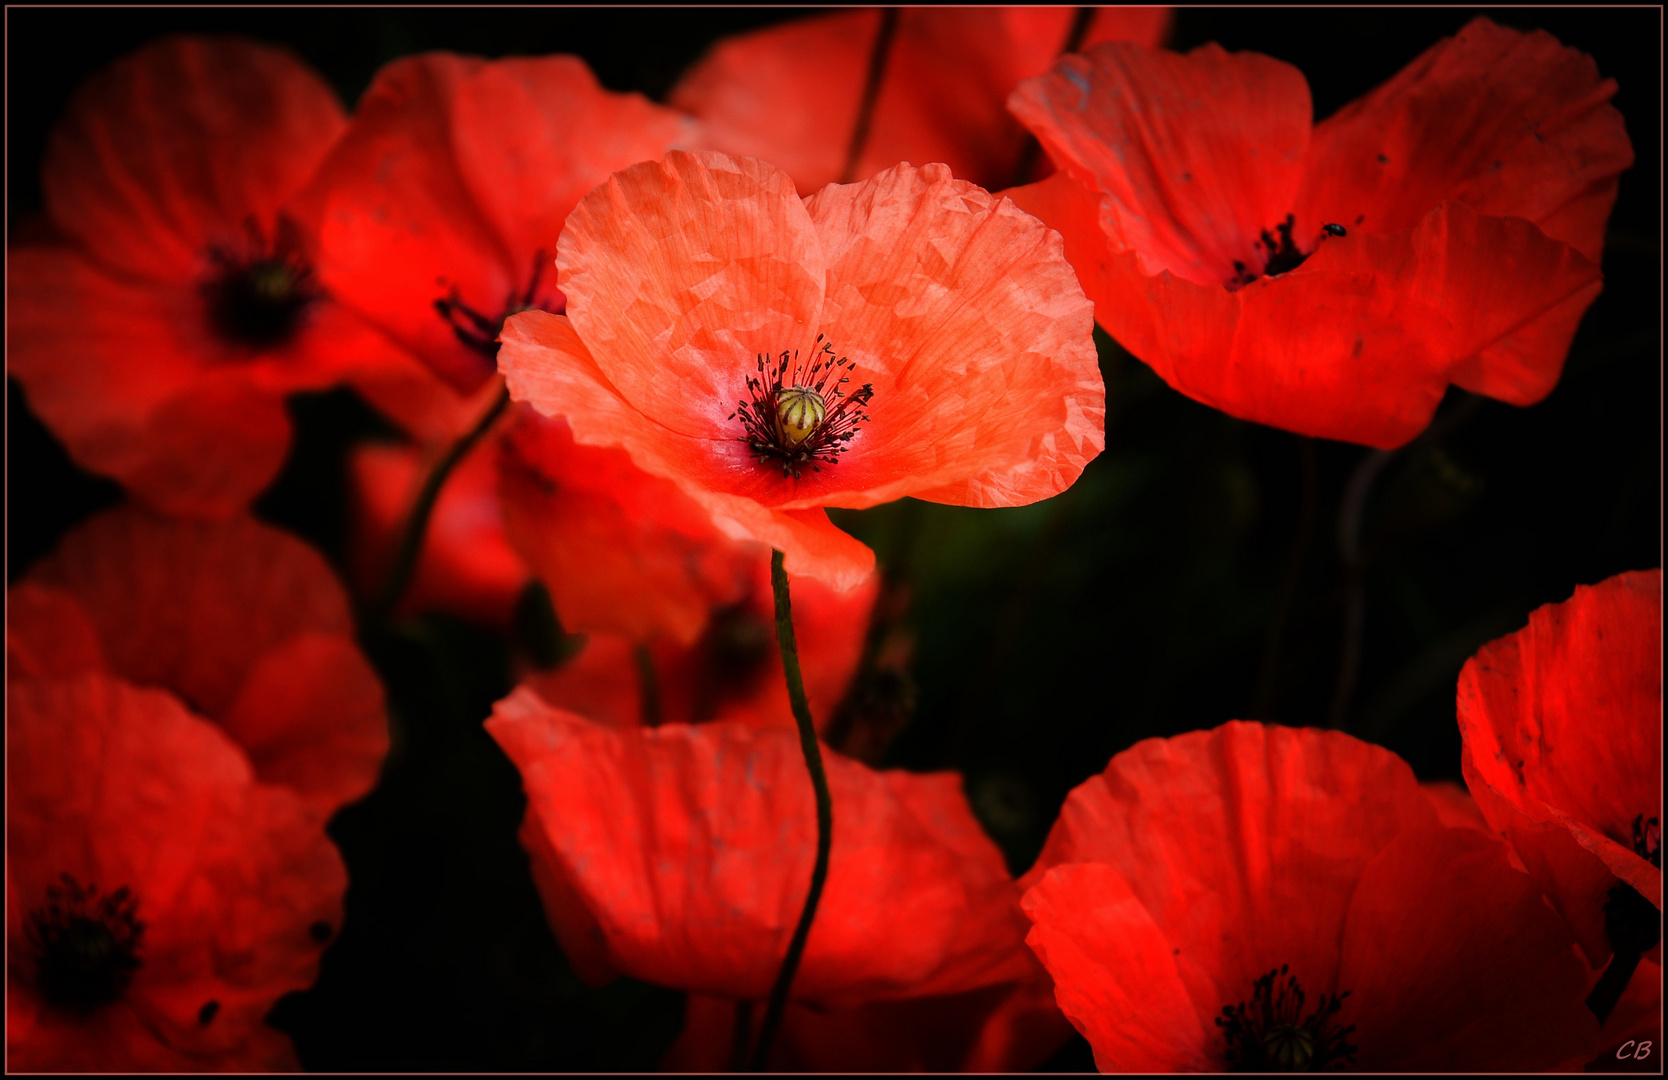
296 52 693 401
672 7 1171 193
485 690 1033 1009
1019 722 1602 1071
496 407 759 645
498 151 1103 589
7 673 345 1071
1457 570 1662 1004
519 515 877 731
9 504 388 816
6 35 417 517
346 437 530 627
1007 17 1633 448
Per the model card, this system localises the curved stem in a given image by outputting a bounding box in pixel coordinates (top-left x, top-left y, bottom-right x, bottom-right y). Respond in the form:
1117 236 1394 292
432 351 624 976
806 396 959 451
1251 436 1316 719
750 550 834 1071
1327 447 1393 728
1008 7 1098 188
369 382 511 623
838 7 901 185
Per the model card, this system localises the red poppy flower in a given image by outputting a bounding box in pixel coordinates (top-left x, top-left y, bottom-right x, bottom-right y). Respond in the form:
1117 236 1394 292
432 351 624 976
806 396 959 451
485 690 1033 1008
519 518 877 731
346 436 530 627
10 504 388 816
5 35 418 517
496 406 760 645
672 7 1172 193
1456 570 1662 974
1019 722 1602 1071
1006 17 1633 448
6 672 346 1071
498 151 1104 589
664 967 1072 1072
295 52 693 399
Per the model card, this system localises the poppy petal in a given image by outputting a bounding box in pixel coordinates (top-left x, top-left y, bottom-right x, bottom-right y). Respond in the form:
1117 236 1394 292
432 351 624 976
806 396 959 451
486 691 1031 1008
1021 862 1214 1072
42 35 344 283
1298 17 1632 264
4 583 104 680
673 7 1173 194
6 673 343 1071
1339 825 1599 1070
222 632 390 814
1457 569 1663 964
1008 41 1312 289
801 162 1103 509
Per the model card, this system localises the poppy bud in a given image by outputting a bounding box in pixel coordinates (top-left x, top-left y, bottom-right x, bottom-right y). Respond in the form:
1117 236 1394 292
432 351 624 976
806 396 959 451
775 386 827 446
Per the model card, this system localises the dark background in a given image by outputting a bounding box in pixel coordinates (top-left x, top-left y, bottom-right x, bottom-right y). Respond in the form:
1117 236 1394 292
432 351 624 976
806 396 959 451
7 7 1660 1071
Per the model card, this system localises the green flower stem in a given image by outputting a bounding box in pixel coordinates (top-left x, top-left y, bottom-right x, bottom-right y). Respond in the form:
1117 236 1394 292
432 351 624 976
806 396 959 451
837 7 900 185
369 382 511 624
749 549 834 1071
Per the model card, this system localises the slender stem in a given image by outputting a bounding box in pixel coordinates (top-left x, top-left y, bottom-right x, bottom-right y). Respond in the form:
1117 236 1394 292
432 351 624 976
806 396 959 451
370 382 511 623
750 550 834 1071
838 7 901 185
730 999 754 1072
634 643 663 728
1327 447 1393 728
1251 436 1316 718
1586 948 1643 1024
1008 7 1097 188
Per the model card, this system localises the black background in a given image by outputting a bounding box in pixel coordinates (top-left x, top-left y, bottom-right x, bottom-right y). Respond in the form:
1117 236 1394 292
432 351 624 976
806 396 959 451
7 6 1661 1071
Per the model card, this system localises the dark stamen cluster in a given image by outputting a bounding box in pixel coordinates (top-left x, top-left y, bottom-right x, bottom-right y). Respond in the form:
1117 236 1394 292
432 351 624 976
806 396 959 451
730 333 873 479
1227 214 1346 290
203 216 318 348
1217 964 1356 1072
25 874 145 1013
435 249 554 361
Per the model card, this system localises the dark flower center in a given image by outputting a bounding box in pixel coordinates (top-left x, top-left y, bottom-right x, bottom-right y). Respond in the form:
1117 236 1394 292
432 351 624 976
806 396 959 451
731 334 874 479
1217 964 1356 1071
690 602 778 723
25 874 145 1013
203 217 319 348
1227 215 1347 291
434 249 558 362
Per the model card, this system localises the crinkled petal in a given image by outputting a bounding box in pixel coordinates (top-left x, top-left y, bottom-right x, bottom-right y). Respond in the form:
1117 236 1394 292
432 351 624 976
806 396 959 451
674 7 1172 194
6 673 343 1071
5 583 105 680
486 692 1030 1008
42 35 344 282
1298 17 1632 264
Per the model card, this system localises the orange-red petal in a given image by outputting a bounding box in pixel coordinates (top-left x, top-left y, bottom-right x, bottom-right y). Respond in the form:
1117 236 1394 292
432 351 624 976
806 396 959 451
1457 568 1663 965
674 7 1172 194
5 583 105 681
486 691 1030 1008
6 673 344 1071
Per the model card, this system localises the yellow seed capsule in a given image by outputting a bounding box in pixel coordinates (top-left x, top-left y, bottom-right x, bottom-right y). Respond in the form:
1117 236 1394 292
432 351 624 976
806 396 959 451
775 386 826 447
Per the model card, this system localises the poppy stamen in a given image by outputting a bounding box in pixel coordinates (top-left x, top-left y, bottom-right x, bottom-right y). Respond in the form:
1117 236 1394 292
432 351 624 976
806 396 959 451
202 216 319 348
730 334 874 479
435 249 557 360
1227 215 1347 290
25 874 145 1014
1216 964 1357 1071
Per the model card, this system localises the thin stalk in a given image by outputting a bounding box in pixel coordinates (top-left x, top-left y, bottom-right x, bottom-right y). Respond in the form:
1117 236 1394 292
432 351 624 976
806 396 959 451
1250 436 1317 718
634 643 664 727
750 550 834 1071
838 7 901 185
730 999 754 1072
369 382 511 623
1008 7 1098 188
1327 447 1393 728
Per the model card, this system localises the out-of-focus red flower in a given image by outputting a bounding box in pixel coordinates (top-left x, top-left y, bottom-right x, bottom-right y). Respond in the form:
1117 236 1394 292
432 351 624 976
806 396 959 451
8 504 388 816
499 151 1103 590
296 52 693 401
6 36 418 517
6 673 346 1071
346 437 530 627
486 690 1033 1008
496 407 759 645
1007 17 1633 448
1020 722 1602 1071
1457 570 1662 973
521 525 876 732
672 7 1171 194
